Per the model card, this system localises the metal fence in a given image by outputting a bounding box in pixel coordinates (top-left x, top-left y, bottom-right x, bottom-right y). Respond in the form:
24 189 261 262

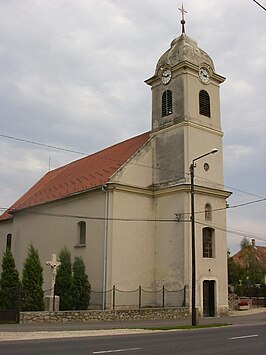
91 285 187 310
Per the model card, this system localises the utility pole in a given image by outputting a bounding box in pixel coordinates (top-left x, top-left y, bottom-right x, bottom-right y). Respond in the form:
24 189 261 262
190 148 218 326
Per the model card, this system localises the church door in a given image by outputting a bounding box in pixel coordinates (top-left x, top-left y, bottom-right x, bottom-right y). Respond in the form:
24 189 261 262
203 280 215 317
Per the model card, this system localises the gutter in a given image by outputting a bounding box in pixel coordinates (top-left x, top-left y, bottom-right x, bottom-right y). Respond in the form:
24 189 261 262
101 184 109 310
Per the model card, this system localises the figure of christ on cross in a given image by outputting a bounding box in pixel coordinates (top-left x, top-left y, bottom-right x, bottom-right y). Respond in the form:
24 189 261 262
46 254 61 299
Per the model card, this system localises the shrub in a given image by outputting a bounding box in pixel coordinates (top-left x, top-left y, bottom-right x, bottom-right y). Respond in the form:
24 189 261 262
54 247 73 310
71 256 91 310
21 244 44 311
0 249 21 310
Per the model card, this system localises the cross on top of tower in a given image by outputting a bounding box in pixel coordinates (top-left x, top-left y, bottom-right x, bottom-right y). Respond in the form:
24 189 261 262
178 3 187 34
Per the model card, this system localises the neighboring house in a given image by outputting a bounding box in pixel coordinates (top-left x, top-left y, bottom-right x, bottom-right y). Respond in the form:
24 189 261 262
0 19 231 316
233 239 266 272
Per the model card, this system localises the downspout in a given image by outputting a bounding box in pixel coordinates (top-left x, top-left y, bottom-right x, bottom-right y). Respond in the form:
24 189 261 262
102 185 109 310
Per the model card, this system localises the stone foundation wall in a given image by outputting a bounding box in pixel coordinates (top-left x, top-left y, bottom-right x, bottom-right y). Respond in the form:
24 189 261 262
20 307 189 324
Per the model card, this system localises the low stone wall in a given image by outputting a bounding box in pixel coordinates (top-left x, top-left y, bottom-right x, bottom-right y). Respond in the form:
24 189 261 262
20 307 189 324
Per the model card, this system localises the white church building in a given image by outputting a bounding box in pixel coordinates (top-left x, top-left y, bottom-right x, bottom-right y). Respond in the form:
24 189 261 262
0 16 231 316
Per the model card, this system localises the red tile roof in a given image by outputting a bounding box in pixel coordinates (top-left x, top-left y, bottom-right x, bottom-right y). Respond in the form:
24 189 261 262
233 245 266 271
1 132 150 221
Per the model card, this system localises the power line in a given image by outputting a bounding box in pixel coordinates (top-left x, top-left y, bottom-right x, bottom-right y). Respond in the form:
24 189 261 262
253 0 266 11
0 132 181 174
1 196 265 222
1 132 265 201
177 197 266 217
0 133 88 156
1 196 265 218
195 220 266 243
2 208 264 242
188 172 265 200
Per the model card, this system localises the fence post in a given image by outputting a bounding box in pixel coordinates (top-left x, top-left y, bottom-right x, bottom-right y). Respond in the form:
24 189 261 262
112 285 115 310
162 285 165 308
183 285 186 306
138 286 141 309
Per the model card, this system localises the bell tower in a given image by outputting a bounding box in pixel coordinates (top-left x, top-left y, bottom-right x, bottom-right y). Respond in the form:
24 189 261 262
145 8 226 188
145 7 231 317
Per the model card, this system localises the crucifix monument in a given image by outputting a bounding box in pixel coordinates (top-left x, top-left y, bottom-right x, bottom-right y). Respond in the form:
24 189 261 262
45 254 61 311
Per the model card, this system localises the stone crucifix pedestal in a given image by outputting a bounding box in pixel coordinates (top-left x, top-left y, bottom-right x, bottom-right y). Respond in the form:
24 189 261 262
45 254 61 311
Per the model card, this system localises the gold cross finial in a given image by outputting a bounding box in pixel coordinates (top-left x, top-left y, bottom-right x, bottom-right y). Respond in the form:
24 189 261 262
178 3 187 34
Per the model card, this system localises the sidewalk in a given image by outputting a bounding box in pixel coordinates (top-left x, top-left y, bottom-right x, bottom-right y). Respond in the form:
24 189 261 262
0 308 265 342
229 307 266 317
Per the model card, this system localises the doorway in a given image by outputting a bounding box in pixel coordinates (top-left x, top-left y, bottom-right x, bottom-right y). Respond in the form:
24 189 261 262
203 280 215 317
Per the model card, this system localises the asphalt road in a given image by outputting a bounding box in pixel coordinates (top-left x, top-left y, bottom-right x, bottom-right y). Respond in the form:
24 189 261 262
0 310 265 333
0 323 265 355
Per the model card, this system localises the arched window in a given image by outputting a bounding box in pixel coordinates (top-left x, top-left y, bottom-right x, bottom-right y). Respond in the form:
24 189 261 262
78 221 86 245
205 203 212 221
199 90 211 117
202 227 215 258
162 90 173 117
6 233 12 250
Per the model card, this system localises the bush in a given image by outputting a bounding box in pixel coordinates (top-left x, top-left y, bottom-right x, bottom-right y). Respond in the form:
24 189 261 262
0 248 21 310
71 256 91 310
54 247 73 310
21 244 44 311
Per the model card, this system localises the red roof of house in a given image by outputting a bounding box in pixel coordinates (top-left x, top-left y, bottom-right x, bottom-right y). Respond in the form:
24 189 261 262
233 243 266 270
1 132 150 221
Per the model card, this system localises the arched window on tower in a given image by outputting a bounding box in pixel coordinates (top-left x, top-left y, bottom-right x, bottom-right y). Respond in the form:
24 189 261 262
162 90 173 117
205 203 212 221
202 227 215 258
199 90 211 117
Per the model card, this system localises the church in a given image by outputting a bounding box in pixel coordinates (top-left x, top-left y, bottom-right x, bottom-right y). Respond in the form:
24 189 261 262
0 13 231 316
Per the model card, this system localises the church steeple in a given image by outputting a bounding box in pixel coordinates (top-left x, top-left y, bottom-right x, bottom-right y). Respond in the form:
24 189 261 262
145 12 226 186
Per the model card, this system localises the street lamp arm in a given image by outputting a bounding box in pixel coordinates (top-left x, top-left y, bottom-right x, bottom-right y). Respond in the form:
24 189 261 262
192 148 218 165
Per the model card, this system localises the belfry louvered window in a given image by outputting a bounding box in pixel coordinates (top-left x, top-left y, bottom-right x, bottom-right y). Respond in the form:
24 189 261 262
162 90 173 117
199 90 211 117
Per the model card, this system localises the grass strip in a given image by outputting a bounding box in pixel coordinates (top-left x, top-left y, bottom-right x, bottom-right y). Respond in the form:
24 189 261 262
145 323 230 331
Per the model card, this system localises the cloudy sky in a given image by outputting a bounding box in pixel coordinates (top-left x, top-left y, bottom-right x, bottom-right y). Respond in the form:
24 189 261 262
0 0 265 253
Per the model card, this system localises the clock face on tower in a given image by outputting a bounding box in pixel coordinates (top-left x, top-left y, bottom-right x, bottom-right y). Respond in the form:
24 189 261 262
199 67 210 84
161 69 172 84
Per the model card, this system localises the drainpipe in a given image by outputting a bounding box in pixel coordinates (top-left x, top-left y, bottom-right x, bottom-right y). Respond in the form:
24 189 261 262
102 185 109 310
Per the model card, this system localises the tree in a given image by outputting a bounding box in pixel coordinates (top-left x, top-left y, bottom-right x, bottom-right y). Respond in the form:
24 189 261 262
71 256 91 310
228 238 265 297
240 237 250 250
227 249 241 286
21 244 44 311
54 247 73 310
0 249 21 310
239 237 264 285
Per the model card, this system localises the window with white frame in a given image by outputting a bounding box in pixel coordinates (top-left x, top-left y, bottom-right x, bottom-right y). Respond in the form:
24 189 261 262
202 227 215 258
